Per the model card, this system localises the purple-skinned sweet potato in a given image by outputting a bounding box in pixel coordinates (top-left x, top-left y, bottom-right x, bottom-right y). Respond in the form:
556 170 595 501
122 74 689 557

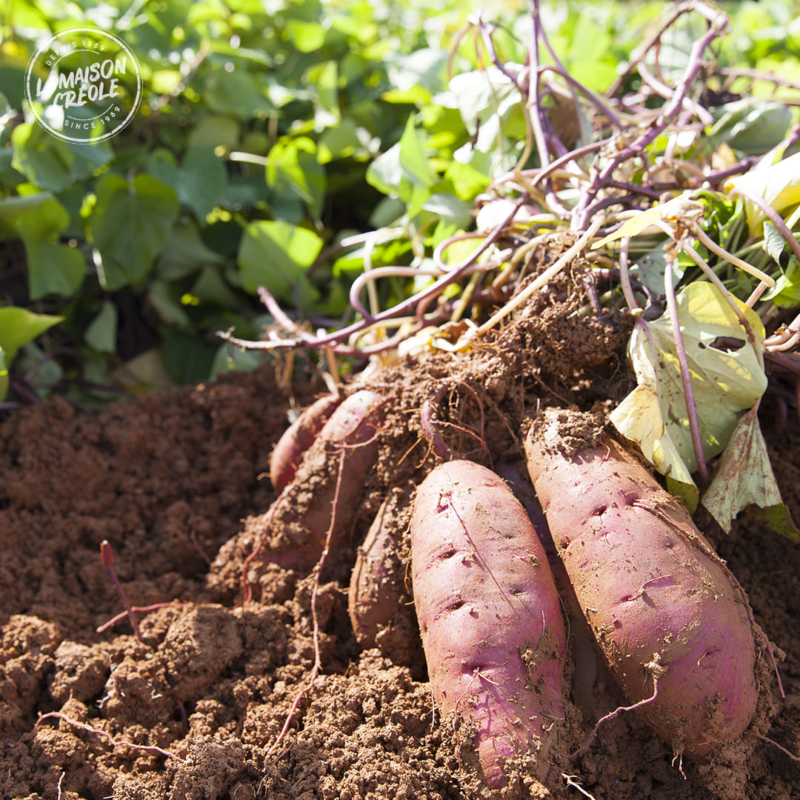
524 408 763 759
495 460 599 717
270 393 342 493
410 459 566 788
260 389 384 572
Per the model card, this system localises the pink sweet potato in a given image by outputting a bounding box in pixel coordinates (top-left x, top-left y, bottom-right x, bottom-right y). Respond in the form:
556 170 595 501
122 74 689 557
270 393 342 493
263 389 384 572
524 408 762 758
410 460 566 788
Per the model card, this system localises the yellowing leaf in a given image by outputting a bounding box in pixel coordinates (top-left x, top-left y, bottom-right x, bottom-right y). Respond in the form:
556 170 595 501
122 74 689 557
591 191 703 249
611 282 767 485
702 406 799 540
724 151 800 235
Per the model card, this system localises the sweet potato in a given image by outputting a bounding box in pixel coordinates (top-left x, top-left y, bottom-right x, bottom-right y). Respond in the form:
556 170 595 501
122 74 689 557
269 393 342 493
349 497 403 648
496 461 599 717
410 459 566 788
524 408 761 758
348 492 422 666
262 389 384 572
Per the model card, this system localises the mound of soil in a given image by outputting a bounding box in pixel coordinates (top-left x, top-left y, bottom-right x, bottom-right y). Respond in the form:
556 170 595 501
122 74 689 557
1 291 799 799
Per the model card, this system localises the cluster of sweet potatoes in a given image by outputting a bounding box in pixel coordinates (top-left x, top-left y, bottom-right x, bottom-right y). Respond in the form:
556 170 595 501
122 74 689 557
263 390 771 791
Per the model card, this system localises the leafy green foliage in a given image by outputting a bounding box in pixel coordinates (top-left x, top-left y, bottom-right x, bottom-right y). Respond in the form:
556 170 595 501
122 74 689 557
1 0 798 408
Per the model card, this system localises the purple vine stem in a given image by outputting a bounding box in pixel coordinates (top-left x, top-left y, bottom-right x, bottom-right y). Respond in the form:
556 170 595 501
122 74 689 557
664 257 709 483
219 195 528 354
571 1 729 232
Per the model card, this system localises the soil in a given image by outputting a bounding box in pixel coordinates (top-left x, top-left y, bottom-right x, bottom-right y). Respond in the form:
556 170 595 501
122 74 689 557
1 259 800 800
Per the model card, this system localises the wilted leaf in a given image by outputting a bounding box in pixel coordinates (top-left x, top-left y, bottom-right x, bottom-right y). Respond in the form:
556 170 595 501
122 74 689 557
702 406 798 540
611 282 767 485
592 191 703 249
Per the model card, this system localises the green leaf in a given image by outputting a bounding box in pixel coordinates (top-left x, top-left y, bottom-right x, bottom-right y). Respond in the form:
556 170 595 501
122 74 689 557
87 174 180 291
285 19 326 53
146 148 227 222
11 123 74 192
318 117 361 163
204 64 274 118
238 220 323 307
160 329 216 385
148 280 192 329
762 220 786 263
145 149 180 188
156 222 225 281
725 151 800 235
266 137 326 220
307 60 340 123
191 266 239 308
11 123 113 192
0 307 63 363
211 342 267 375
366 142 404 196
84 301 118 353
746 504 800 543
0 347 7 404
763 257 800 308
611 282 767 486
398 114 437 189
187 116 241 150
179 147 228 221
702 406 797 539
707 99 792 156
11 196 85 299
447 65 527 174
631 242 684 296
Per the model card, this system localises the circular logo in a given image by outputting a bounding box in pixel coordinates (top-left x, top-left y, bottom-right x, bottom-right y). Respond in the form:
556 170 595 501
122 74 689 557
24 27 142 144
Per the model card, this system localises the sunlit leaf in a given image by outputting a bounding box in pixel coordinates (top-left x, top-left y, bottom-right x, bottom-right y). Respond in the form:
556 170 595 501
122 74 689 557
267 137 326 220
238 220 323 307
763 257 800 308
706 99 792 156
725 151 800 235
762 220 786 263
0 307 63 363
398 114 437 189
611 282 767 485
592 191 703 249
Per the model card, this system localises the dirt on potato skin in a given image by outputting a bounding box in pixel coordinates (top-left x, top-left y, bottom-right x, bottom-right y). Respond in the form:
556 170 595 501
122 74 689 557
1 281 799 800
